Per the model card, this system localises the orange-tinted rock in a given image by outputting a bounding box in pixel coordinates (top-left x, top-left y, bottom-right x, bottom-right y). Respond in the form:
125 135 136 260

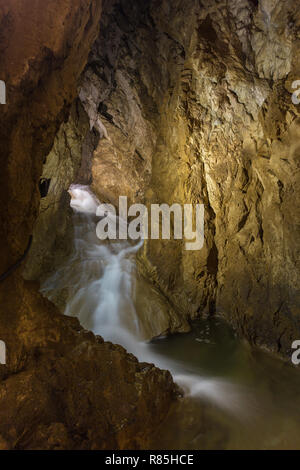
0 278 178 450
0 0 102 270
0 0 178 450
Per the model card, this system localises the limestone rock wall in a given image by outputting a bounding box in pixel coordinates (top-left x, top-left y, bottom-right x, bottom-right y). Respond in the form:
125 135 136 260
0 279 177 450
0 0 101 271
85 0 300 356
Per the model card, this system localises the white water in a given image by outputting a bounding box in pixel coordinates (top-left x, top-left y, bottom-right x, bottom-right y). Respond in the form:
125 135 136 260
42 185 248 416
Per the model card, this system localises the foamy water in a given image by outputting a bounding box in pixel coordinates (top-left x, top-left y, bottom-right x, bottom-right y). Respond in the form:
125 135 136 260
42 185 248 416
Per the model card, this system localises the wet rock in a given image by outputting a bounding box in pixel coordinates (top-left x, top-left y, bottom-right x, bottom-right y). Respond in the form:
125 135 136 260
0 279 178 450
81 0 300 355
23 101 93 282
0 0 178 450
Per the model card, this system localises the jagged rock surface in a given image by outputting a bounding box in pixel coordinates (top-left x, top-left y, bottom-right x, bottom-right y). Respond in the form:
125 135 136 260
80 0 300 355
0 0 178 450
0 278 177 450
23 100 97 283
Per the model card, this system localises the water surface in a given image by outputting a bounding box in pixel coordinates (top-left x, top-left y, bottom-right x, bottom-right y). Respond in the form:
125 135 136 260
149 318 300 449
42 185 300 450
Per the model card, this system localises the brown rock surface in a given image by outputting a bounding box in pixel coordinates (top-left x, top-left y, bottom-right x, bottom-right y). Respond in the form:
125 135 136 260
0 277 177 450
80 0 300 355
0 0 101 270
23 100 95 282
3 0 298 450
0 0 178 450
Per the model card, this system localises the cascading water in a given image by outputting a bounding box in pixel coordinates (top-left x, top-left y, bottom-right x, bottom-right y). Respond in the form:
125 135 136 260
40 185 300 448
42 184 249 415
42 185 142 353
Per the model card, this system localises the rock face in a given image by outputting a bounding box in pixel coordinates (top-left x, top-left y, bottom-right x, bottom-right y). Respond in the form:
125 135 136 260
0 0 178 450
0 278 177 450
4 0 300 447
23 100 96 283
74 0 299 356
0 0 101 271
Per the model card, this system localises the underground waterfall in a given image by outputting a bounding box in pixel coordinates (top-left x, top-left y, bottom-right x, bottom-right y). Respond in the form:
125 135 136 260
41 185 244 409
40 185 300 450
1 0 300 452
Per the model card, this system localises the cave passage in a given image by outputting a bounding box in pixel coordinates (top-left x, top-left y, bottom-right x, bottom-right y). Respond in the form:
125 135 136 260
5 0 299 451
41 185 300 450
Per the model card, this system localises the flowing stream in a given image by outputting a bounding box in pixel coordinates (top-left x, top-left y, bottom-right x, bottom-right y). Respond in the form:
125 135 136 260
42 185 300 450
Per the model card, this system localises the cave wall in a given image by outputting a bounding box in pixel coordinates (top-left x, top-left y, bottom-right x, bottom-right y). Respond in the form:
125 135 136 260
80 0 300 356
3 0 298 449
0 0 102 271
0 0 178 450
23 100 97 283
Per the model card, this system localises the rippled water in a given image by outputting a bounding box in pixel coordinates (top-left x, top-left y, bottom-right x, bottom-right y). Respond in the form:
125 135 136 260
42 185 300 450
